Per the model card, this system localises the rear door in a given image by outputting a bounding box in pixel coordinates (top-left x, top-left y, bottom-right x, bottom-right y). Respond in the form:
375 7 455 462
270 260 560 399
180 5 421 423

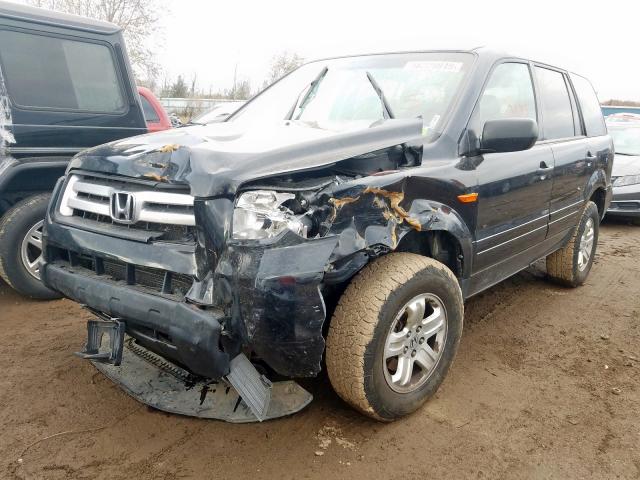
533 65 592 237
471 61 555 273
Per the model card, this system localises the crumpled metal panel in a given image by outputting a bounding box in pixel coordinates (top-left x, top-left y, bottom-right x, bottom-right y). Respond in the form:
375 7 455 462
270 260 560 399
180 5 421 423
66 118 423 197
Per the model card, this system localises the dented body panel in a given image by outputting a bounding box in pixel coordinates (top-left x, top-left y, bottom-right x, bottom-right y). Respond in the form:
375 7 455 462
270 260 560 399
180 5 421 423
42 49 612 382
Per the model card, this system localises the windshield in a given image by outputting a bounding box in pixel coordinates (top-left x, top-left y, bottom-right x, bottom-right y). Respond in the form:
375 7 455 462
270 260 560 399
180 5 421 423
230 52 475 141
609 125 640 156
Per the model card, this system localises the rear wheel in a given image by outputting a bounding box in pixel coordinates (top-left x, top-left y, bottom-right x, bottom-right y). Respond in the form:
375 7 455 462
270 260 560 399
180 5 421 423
0 193 61 299
546 201 599 287
325 253 463 421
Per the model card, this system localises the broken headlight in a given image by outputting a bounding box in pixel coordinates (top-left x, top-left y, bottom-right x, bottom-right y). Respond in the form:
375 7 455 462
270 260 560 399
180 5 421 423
232 190 311 240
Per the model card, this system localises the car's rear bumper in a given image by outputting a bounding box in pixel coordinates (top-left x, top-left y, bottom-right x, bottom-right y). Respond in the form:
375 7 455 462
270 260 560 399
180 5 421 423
41 261 230 379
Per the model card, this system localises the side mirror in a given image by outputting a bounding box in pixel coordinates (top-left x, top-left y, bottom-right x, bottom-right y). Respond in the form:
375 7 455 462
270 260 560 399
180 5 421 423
480 118 538 154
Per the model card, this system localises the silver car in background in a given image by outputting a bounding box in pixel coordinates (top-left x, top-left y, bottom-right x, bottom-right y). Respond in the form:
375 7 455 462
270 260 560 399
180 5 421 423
606 114 640 222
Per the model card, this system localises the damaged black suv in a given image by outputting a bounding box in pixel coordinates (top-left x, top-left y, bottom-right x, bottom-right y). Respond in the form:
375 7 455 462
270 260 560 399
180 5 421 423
42 49 612 421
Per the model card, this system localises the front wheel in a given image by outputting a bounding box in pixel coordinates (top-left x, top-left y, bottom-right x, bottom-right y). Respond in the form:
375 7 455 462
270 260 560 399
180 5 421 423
546 201 599 287
325 253 464 421
0 193 61 299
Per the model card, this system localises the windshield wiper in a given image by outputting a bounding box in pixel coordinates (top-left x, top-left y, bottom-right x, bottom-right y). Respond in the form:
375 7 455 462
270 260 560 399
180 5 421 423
365 71 394 119
286 66 329 120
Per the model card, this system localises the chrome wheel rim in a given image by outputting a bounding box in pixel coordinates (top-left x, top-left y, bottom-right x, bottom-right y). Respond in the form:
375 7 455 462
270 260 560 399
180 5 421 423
20 220 44 280
578 217 595 272
383 293 448 393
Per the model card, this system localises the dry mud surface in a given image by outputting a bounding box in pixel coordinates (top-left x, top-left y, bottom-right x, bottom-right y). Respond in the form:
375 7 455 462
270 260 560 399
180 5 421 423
1 220 639 479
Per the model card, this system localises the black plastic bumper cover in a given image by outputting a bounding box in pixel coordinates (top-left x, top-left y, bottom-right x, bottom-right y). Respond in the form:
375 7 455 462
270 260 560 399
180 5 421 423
42 262 230 380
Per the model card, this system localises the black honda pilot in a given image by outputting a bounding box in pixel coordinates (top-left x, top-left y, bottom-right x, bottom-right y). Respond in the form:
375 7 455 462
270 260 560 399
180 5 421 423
41 49 613 421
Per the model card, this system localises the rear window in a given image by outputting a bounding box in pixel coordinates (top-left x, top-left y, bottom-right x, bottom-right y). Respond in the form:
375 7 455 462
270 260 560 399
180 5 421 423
0 29 125 113
140 95 159 123
534 67 575 140
571 74 607 137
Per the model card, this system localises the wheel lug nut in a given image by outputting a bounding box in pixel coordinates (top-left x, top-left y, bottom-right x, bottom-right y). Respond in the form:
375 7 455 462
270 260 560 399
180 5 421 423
416 326 422 332
406 332 411 338
411 350 416 357
403 346 408 353
419 337 425 344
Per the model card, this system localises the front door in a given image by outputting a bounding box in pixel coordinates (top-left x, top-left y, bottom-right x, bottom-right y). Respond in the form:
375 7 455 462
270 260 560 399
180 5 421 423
469 61 554 274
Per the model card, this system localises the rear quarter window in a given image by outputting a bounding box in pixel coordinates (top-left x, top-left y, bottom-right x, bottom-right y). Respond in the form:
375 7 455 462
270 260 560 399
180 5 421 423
570 74 607 137
0 29 125 113
140 95 160 123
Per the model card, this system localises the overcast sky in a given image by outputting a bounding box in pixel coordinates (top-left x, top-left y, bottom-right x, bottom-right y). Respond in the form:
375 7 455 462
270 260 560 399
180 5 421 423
156 0 639 101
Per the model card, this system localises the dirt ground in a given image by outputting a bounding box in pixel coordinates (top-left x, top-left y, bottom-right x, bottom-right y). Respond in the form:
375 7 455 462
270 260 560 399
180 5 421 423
1 220 639 480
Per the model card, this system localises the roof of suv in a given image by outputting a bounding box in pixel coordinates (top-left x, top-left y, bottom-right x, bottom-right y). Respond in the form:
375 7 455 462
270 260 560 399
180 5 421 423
0 1 120 34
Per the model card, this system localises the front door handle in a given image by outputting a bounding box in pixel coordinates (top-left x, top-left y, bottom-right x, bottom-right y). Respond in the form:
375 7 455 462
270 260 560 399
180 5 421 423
537 161 554 174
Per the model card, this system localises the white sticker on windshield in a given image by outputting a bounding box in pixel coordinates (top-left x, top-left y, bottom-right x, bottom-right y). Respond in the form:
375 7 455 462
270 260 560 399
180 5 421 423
404 61 463 73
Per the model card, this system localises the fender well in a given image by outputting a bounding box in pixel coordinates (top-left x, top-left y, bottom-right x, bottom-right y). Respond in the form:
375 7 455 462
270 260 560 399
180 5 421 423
589 187 607 218
396 229 464 278
584 168 608 218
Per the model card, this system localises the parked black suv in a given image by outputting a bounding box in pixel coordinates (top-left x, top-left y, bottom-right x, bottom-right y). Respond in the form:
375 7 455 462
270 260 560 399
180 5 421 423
0 1 147 298
42 49 612 420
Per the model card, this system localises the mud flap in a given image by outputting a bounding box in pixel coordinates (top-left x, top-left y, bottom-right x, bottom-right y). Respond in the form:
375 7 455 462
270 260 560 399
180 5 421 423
91 338 313 423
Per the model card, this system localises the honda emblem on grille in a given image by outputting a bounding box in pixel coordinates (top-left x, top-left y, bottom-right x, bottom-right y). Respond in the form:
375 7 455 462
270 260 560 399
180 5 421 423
110 192 136 223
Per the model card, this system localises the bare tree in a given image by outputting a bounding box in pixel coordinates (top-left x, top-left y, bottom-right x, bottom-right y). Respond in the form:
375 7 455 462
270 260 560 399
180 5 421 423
162 75 188 98
602 99 640 107
264 51 304 88
229 79 252 100
190 73 197 97
27 0 164 83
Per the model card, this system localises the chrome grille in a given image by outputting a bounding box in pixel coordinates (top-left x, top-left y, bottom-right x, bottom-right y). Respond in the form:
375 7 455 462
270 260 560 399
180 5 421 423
59 174 195 227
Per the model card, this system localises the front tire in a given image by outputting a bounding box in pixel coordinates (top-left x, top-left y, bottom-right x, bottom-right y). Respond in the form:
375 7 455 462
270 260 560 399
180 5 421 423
325 253 463 421
0 193 61 299
546 201 599 287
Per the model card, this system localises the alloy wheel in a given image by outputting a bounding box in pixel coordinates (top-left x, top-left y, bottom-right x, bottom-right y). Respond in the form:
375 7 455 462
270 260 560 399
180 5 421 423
383 293 448 393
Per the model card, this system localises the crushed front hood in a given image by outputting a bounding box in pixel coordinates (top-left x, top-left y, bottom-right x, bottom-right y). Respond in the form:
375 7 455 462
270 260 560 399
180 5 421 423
67 118 423 197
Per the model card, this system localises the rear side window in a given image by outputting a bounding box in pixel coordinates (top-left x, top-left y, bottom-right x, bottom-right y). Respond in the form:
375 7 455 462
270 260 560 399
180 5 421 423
0 29 125 113
534 67 575 140
140 95 159 123
571 74 607 137
470 62 536 133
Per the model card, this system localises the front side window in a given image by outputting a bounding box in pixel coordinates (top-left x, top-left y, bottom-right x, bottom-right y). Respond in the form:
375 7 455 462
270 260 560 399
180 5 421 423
535 67 575 140
0 29 125 113
470 62 537 134
571 74 606 137
230 52 475 142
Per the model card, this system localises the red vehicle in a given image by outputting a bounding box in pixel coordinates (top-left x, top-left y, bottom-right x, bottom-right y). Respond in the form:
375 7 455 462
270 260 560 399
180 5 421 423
137 86 171 132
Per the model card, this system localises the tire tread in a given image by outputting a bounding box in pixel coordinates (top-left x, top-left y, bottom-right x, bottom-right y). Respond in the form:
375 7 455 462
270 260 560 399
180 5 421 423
326 253 460 420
